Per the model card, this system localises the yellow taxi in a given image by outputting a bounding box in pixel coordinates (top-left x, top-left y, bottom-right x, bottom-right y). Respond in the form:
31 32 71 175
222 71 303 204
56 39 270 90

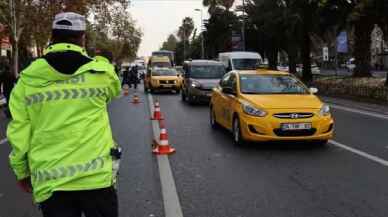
144 67 182 93
209 69 334 146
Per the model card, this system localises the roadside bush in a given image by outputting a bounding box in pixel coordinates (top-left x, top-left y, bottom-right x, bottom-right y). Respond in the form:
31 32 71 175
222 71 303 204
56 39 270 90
313 77 388 102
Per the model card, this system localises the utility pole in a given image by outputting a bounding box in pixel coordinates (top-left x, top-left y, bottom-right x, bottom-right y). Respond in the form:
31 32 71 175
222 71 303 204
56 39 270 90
195 9 205 59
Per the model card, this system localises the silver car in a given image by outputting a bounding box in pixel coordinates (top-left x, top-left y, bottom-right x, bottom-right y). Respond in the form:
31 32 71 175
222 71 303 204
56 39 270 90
181 60 226 104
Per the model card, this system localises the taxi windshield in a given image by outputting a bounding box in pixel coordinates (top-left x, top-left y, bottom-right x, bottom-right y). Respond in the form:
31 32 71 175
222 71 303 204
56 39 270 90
191 65 225 79
239 74 308 94
152 69 177 76
152 62 171 68
233 59 259 70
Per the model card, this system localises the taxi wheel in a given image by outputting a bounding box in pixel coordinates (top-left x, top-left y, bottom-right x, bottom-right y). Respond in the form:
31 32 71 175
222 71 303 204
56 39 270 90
316 140 328 147
181 91 186 101
187 94 196 105
210 106 219 129
233 117 245 146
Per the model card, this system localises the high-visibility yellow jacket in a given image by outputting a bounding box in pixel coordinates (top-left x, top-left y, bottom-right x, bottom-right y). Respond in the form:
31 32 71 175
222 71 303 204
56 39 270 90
7 43 121 203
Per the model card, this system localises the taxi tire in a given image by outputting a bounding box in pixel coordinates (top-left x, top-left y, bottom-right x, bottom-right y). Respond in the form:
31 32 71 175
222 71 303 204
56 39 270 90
316 140 328 147
233 117 245 146
210 106 219 129
187 94 196 105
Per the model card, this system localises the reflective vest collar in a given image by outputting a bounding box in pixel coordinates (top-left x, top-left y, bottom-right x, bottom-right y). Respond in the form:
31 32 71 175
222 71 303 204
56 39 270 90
44 43 89 57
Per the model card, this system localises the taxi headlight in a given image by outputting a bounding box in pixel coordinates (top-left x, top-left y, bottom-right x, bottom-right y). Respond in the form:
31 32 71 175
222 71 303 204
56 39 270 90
242 103 267 117
319 104 331 116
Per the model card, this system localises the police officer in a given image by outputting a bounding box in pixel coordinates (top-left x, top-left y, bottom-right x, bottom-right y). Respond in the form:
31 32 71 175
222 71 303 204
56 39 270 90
7 12 121 217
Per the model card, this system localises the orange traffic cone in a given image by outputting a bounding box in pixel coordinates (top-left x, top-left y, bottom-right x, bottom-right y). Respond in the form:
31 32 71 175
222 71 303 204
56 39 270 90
122 84 129 96
131 93 141 104
153 122 175 155
150 100 164 120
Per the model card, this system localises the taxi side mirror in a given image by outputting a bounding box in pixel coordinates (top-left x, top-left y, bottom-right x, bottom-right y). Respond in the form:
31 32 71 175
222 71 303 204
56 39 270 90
309 87 318 94
223 87 236 95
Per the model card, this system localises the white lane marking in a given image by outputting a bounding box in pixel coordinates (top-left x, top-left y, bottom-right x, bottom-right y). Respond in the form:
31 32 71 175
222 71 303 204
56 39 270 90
147 94 184 217
329 104 388 121
330 140 388 167
0 138 8 145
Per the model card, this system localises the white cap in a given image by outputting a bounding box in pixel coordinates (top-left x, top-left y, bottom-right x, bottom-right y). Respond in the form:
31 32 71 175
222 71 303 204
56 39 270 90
52 12 86 31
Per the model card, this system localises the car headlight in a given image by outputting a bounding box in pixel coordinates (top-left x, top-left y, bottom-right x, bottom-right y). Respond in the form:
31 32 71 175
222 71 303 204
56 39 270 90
319 104 331 116
191 81 201 88
241 103 267 117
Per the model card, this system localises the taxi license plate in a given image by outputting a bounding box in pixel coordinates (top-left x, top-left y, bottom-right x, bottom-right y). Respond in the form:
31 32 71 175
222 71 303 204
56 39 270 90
281 123 312 131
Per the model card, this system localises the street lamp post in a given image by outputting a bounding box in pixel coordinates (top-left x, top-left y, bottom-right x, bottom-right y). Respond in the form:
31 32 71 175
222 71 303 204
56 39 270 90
195 9 205 59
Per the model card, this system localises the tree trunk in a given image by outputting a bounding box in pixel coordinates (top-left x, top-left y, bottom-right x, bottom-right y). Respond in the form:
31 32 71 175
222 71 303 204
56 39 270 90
268 47 278 70
301 6 312 83
12 40 19 78
301 29 312 83
288 43 298 75
353 18 373 77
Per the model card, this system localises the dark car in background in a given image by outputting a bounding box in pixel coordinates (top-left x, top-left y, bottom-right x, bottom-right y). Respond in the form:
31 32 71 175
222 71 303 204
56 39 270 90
181 60 226 104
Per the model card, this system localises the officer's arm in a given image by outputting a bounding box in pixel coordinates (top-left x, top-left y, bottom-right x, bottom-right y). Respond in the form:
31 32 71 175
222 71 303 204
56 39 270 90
7 81 31 180
107 66 121 100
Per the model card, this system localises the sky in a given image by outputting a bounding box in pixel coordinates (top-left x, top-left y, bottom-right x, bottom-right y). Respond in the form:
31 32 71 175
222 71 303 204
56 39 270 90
129 0 210 57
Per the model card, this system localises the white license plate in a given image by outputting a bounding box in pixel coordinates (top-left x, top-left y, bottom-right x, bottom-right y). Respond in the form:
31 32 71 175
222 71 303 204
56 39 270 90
281 123 312 131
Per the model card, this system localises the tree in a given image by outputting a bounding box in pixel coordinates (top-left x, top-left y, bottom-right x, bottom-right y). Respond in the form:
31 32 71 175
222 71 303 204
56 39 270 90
203 6 239 59
245 0 354 81
177 17 194 60
0 0 141 74
203 0 234 13
161 34 178 51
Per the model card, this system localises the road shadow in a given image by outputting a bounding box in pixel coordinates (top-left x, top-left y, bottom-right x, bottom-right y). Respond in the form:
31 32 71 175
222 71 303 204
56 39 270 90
212 125 328 153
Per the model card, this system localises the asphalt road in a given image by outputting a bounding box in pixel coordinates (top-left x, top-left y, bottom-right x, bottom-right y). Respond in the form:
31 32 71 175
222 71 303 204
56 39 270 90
1 86 388 217
156 92 388 217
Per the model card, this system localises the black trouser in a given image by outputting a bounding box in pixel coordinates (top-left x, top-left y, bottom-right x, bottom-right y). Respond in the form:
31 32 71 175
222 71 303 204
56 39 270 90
40 187 118 217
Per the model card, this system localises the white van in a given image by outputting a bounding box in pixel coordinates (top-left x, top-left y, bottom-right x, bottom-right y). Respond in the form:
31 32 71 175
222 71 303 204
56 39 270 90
218 52 262 72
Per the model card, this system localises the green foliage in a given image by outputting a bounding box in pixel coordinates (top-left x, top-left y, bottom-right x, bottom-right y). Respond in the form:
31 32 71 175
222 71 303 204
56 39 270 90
0 0 142 63
161 34 178 51
177 17 195 41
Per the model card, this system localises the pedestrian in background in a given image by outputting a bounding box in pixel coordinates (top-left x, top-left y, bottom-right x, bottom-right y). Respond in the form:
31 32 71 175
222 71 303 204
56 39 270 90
7 12 121 217
129 65 139 89
0 57 14 118
121 66 130 87
0 57 6 97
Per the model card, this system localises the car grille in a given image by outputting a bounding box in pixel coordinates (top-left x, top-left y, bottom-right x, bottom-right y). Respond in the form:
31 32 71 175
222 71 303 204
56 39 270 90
273 113 314 119
199 86 213 91
273 128 317 137
160 80 176 84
